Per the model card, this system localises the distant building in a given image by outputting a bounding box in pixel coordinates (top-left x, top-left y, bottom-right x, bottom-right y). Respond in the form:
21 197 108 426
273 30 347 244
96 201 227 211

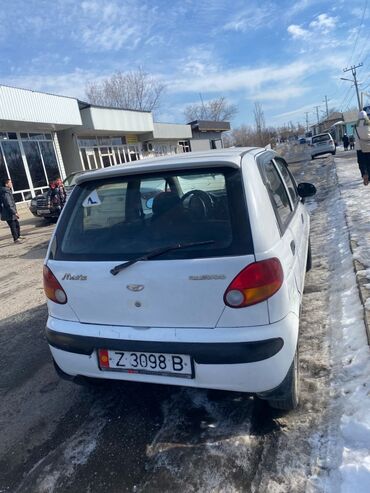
0 85 230 204
188 120 231 152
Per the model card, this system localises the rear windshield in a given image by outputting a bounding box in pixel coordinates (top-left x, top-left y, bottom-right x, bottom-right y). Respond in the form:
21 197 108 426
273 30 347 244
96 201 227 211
312 134 332 144
52 167 253 261
63 173 83 187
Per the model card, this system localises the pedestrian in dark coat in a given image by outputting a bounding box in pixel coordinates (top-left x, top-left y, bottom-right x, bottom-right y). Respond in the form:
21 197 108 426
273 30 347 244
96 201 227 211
342 134 349 150
349 134 355 150
0 178 24 243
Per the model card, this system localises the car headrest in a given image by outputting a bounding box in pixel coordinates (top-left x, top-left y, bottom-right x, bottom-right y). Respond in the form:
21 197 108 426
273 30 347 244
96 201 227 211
152 192 181 216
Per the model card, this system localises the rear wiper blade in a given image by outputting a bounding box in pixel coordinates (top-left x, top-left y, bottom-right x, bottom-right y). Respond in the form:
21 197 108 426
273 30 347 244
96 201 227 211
110 240 215 276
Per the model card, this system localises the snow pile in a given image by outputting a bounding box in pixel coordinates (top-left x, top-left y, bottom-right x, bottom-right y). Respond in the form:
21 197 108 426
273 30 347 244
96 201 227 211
333 156 370 493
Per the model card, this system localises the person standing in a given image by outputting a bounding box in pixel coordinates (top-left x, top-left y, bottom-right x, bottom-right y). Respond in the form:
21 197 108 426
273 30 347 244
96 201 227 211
355 111 370 185
0 178 25 243
349 134 355 150
342 133 349 151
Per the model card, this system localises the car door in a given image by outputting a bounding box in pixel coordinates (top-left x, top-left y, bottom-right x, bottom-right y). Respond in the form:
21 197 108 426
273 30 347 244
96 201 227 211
273 157 309 294
258 157 300 321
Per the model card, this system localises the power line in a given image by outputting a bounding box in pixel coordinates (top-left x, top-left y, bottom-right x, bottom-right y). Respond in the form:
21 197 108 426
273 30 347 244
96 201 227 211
352 0 369 63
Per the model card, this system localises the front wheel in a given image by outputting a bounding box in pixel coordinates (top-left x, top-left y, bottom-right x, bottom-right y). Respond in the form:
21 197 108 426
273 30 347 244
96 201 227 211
263 349 300 411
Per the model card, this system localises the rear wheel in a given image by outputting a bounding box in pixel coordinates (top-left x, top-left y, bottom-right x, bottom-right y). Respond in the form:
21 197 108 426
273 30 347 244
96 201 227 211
265 348 300 411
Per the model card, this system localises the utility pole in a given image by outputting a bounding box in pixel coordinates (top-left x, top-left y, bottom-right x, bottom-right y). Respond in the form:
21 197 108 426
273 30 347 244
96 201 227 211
342 63 363 110
314 106 320 124
305 112 309 131
323 96 329 118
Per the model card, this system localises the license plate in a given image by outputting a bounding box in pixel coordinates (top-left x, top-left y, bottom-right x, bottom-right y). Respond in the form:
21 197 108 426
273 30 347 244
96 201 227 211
37 209 50 216
98 349 193 378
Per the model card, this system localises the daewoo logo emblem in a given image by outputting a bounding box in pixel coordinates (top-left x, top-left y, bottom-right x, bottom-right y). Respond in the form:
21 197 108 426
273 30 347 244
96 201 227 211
127 284 144 292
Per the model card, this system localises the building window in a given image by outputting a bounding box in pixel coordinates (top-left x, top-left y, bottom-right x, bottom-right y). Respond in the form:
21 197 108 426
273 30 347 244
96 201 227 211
1 141 30 191
39 141 60 181
179 141 191 152
22 141 48 187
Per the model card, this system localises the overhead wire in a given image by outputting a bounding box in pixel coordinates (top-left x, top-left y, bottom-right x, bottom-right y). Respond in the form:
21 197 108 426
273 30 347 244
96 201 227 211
350 0 368 63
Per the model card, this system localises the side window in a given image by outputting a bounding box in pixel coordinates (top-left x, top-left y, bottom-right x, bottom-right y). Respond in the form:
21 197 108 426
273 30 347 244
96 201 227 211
274 157 299 206
260 160 292 230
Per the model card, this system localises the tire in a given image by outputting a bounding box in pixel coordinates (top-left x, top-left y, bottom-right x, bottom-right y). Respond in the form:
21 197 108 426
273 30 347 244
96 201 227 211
306 238 312 272
265 348 300 411
311 155 315 160
332 151 336 155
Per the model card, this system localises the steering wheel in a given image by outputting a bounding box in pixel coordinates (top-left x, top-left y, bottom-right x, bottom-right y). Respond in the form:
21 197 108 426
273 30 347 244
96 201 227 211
180 190 214 219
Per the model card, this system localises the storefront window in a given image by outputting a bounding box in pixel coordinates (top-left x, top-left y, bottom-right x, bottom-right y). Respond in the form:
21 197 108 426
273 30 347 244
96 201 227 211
22 141 48 187
1 141 30 191
39 141 60 181
0 148 8 184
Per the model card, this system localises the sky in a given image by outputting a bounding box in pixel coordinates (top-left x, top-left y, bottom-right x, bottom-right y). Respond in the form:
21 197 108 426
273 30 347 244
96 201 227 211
1 0 370 128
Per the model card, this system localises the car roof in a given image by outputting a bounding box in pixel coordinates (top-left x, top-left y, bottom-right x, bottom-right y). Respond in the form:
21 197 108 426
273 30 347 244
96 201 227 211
313 133 332 138
75 147 269 184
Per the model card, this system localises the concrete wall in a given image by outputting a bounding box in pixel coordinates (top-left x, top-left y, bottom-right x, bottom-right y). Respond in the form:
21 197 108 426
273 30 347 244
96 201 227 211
80 107 153 133
190 139 211 152
152 122 192 139
57 129 83 175
191 130 223 141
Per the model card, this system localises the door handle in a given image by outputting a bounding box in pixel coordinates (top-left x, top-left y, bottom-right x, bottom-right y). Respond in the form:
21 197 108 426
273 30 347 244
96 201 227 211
301 214 304 224
290 240 296 255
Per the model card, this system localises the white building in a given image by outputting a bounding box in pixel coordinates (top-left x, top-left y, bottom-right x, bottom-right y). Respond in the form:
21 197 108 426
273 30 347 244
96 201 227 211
0 85 228 204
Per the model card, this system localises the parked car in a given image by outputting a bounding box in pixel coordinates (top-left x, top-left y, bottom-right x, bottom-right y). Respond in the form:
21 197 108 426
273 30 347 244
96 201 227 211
310 133 336 159
43 148 316 411
29 171 86 221
298 137 307 144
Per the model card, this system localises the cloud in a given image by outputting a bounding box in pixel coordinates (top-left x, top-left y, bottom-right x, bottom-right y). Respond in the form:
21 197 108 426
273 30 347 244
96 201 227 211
168 60 313 99
309 13 337 32
287 12 340 49
223 5 273 32
0 69 102 100
287 24 310 40
251 85 309 102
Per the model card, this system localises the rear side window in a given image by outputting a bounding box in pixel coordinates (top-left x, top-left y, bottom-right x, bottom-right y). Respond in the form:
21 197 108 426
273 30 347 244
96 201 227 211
259 160 292 230
54 167 254 261
273 158 299 206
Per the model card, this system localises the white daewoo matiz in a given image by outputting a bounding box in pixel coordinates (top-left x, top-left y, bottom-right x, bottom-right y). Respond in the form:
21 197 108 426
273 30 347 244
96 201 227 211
44 148 316 410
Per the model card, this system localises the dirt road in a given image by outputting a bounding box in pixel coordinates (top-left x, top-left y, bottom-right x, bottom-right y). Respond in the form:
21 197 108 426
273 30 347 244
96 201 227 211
0 156 355 492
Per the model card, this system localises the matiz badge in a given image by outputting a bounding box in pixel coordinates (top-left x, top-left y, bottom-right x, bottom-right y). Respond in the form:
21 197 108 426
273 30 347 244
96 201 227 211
62 273 87 281
127 284 144 292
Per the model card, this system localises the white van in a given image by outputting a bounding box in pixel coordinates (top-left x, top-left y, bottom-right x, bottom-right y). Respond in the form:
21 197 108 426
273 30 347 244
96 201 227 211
44 148 316 410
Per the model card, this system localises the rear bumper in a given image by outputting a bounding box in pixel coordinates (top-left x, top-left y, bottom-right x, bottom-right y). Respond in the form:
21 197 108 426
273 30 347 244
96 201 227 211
46 327 283 364
311 146 335 157
46 314 299 393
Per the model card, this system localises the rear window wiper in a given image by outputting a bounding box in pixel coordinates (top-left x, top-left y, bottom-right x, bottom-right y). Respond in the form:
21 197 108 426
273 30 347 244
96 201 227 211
110 240 215 276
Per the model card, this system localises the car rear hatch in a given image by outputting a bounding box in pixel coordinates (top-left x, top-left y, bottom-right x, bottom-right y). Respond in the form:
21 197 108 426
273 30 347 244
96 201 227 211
48 165 257 328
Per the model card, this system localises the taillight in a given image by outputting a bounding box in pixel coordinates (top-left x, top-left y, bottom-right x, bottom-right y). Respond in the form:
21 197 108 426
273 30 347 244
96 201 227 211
224 258 284 308
43 265 67 304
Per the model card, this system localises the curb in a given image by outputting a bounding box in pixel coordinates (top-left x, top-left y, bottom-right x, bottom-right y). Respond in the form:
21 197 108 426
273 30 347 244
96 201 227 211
350 240 370 344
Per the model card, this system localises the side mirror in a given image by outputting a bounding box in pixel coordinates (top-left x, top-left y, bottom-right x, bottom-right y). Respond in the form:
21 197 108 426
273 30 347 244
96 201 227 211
297 182 316 199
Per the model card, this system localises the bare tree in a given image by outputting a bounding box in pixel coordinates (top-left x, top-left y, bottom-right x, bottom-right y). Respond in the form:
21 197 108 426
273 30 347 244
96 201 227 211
184 96 238 122
253 101 270 146
85 67 166 112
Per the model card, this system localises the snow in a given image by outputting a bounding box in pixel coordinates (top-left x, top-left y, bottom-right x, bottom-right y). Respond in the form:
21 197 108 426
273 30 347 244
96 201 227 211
330 154 370 492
